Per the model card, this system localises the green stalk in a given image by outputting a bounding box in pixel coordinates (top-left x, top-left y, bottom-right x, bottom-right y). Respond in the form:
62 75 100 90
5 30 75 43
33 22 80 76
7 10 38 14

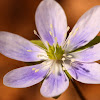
71 79 86 100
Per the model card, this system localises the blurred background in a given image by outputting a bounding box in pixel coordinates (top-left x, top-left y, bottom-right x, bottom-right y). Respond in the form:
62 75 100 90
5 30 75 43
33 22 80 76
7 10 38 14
0 0 100 100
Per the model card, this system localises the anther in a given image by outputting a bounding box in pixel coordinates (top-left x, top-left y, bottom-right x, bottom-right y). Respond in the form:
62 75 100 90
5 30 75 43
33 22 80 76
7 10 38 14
42 62 46 65
71 58 75 62
62 66 66 71
53 37 57 48
69 31 73 36
32 68 36 70
67 40 70 45
37 54 43 58
67 55 72 58
63 54 66 57
50 24 53 29
73 28 79 37
27 50 32 52
35 69 39 72
33 30 42 40
55 37 57 42
64 26 70 37
49 31 52 36
62 57 65 61
46 41 49 45
67 26 70 32
37 54 48 59
64 33 67 38
34 30 38 35
54 37 57 45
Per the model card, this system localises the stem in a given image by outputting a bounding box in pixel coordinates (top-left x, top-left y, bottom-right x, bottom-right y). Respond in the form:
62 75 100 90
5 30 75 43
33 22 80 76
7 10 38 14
71 79 86 100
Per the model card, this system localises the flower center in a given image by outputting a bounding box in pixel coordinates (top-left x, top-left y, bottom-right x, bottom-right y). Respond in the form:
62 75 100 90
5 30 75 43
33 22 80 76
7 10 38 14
46 43 64 60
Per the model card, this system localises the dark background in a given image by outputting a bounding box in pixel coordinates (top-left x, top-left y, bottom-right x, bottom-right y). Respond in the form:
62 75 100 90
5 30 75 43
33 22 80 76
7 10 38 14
0 0 100 100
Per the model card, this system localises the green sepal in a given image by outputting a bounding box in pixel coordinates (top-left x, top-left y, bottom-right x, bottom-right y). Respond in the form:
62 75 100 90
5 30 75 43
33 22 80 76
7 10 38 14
30 40 47 49
26 61 43 66
47 43 64 60
30 36 100 53
53 95 61 99
71 36 100 52
26 40 46 65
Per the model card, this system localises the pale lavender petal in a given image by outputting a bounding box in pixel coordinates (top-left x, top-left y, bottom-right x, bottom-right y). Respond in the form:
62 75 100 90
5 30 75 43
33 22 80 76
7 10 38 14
63 61 100 84
65 6 100 52
40 62 69 97
70 43 100 62
35 0 67 46
3 61 52 88
0 32 47 62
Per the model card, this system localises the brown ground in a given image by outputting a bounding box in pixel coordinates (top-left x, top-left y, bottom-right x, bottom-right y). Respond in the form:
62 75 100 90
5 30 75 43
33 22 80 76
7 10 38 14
0 0 100 100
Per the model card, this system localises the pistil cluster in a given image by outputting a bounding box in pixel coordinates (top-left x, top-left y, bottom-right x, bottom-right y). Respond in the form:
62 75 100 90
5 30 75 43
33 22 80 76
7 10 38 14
46 43 64 60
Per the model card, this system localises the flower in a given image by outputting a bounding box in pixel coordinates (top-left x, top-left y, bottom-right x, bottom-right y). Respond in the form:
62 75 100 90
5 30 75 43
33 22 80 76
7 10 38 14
0 0 100 98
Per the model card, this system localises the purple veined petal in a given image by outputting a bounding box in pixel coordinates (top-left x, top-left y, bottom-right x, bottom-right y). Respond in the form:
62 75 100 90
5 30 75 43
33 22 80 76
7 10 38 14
0 31 48 62
65 6 100 52
70 43 100 62
35 0 67 46
63 61 100 84
3 60 52 88
40 62 69 97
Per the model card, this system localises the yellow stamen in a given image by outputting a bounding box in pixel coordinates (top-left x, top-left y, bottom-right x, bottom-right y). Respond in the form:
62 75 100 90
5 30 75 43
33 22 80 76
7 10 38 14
63 54 66 57
42 62 46 65
62 66 66 71
55 37 57 42
71 58 75 62
64 26 70 38
62 57 65 61
37 54 43 58
67 26 70 32
67 55 72 58
32 68 36 70
49 31 52 36
70 59 75 66
69 32 73 37
33 30 38 35
50 24 53 29
73 28 79 37
67 40 70 45
27 50 32 52
35 69 39 72
64 33 67 37
46 41 49 45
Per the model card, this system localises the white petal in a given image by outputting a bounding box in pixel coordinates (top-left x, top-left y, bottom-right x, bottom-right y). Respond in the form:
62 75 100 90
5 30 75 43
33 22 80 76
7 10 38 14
0 31 47 62
40 61 69 97
35 0 67 46
63 61 100 84
70 43 100 62
65 6 100 52
3 60 52 88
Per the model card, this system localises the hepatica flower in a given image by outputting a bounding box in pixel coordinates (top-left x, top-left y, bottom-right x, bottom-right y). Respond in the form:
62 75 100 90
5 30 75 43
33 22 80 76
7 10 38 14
1 0 100 98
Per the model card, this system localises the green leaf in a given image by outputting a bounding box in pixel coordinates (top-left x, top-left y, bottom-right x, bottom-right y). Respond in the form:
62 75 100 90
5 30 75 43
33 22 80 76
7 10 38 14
71 36 100 52
26 61 43 66
30 40 47 49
